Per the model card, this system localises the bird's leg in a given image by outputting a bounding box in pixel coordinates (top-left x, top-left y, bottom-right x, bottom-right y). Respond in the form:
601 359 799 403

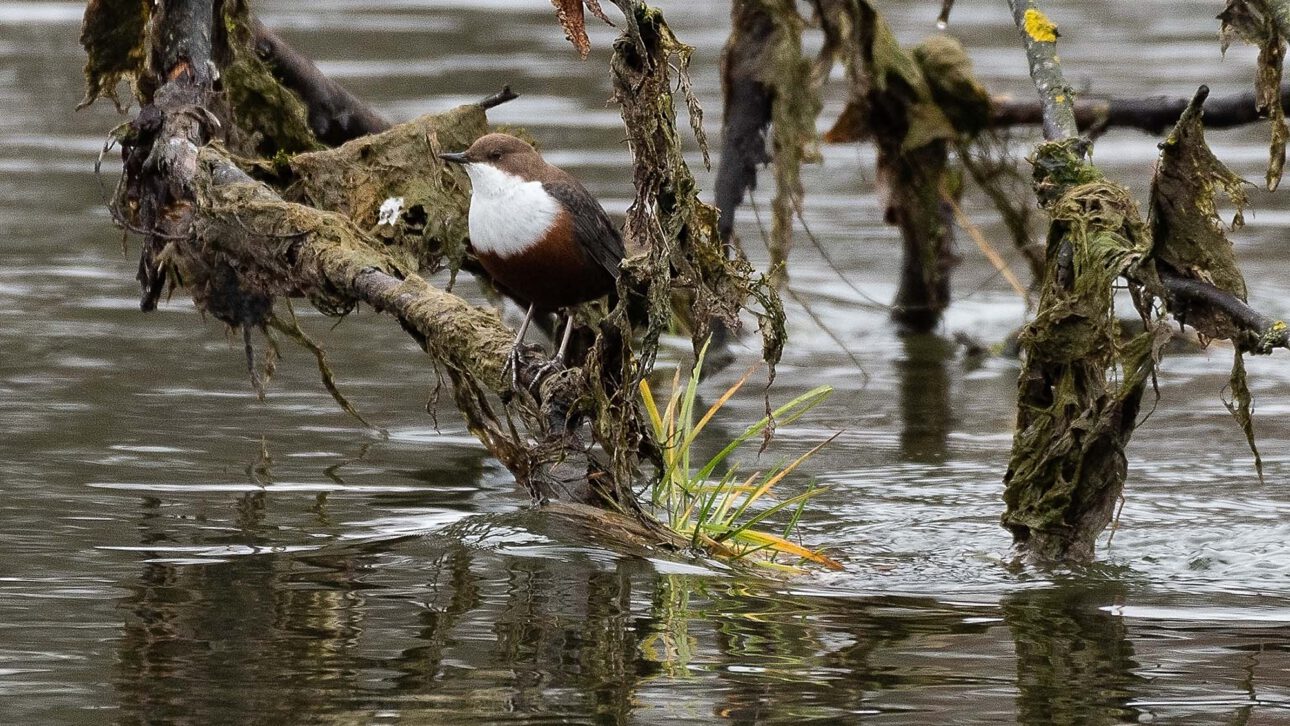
531 311 576 388
552 312 576 365
504 303 536 390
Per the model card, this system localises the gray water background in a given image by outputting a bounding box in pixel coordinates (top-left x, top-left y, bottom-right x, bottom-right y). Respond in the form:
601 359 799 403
2 0 1290 722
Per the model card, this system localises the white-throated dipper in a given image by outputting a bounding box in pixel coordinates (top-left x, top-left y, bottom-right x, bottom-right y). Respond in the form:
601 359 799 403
439 133 625 381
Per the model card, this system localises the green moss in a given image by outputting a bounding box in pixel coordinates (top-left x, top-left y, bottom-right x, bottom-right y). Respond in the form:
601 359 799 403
284 104 489 274
1002 134 1165 562
221 0 323 157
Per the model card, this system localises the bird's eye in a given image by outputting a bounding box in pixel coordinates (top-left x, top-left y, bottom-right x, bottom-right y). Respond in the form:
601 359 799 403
490 150 503 160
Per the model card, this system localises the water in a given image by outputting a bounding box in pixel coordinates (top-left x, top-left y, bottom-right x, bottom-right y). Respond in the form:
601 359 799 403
2 0 1289 722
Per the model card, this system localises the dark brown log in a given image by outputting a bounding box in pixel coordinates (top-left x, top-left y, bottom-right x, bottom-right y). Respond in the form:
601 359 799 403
1160 270 1289 352
990 84 1290 135
250 21 390 145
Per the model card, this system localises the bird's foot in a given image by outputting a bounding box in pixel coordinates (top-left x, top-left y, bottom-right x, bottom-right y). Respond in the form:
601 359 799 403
528 356 567 392
501 345 526 396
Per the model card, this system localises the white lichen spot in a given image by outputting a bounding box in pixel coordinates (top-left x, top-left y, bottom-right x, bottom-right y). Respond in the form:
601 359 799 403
378 196 405 226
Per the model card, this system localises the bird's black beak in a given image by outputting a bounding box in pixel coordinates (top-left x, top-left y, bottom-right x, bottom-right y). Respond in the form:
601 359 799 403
438 152 469 165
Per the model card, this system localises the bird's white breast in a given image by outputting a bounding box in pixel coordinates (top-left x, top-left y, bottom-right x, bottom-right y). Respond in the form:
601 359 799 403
463 162 561 258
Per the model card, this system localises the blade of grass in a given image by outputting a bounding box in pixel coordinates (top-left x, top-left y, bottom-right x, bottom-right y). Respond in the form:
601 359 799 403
782 481 815 538
693 385 832 485
681 364 757 453
639 378 664 438
724 487 830 544
712 470 761 524
722 433 840 529
677 339 710 483
734 528 844 570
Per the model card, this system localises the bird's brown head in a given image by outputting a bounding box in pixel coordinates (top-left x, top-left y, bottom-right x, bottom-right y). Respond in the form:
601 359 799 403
438 133 545 177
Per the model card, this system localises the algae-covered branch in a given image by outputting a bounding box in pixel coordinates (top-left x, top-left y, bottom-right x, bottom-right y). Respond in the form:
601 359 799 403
80 0 804 562
1002 4 1286 562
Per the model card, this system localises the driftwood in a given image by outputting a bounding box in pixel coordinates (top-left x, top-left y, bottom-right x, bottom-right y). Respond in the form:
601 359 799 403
107 0 616 505
84 4 552 516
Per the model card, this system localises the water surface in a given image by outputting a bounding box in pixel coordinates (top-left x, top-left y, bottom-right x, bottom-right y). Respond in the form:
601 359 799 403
1 0 1289 723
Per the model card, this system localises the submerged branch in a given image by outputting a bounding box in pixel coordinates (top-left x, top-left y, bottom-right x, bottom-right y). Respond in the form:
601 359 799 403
1002 0 1157 564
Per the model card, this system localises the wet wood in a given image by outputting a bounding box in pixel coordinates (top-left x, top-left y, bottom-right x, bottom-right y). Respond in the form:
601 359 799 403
990 84 1290 135
250 21 391 145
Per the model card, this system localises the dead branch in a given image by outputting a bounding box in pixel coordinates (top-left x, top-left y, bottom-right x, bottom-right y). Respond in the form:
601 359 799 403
250 21 391 145
989 84 1290 135
102 0 633 509
713 0 776 244
1160 270 1289 352
1008 0 1078 141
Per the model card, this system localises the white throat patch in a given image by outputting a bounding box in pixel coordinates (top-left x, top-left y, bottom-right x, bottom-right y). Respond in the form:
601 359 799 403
464 162 561 258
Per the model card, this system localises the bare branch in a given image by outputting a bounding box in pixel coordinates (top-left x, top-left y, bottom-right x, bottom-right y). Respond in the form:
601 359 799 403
990 84 1290 135
1160 271 1289 352
1007 0 1077 140
250 21 390 145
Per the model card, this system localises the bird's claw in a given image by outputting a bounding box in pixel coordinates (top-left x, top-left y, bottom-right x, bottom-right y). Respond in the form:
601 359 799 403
502 346 524 392
528 357 566 391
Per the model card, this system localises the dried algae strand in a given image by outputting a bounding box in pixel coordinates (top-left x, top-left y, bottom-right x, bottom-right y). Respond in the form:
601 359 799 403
597 2 785 504
1150 87 1265 481
1219 0 1290 189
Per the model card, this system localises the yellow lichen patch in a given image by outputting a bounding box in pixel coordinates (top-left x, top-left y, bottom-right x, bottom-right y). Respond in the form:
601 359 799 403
1023 8 1058 43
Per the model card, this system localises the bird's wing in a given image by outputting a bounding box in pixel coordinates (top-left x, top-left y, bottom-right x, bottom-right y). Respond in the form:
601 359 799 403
541 177 626 279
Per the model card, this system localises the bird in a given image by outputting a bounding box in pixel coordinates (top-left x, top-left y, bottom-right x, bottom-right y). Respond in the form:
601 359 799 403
438 133 625 385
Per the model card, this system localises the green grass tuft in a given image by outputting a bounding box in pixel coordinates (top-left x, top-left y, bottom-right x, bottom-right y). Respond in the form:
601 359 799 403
639 340 842 571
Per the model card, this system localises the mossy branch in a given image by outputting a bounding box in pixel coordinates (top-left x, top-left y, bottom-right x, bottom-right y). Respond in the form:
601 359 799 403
1001 0 1160 563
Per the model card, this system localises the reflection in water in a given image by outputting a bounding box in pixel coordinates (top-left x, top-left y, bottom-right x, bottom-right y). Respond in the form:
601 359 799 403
1003 582 1140 725
99 506 1290 724
896 334 955 463
116 553 368 724
113 511 1021 724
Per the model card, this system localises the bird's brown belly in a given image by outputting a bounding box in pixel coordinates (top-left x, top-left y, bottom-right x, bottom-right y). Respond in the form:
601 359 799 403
476 229 614 312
